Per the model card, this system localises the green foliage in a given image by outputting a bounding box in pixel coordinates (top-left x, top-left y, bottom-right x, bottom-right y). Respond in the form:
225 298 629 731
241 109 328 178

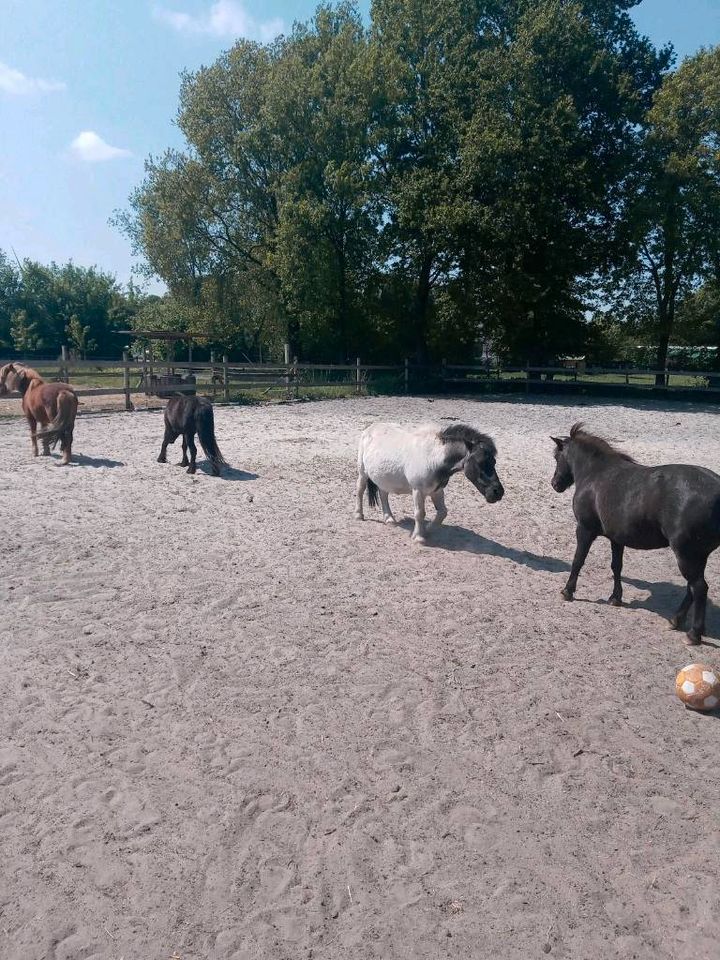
0 252 144 358
66 314 97 359
606 45 720 376
115 2 718 369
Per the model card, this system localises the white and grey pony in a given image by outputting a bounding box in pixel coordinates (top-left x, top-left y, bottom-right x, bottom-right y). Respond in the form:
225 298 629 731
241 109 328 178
355 422 504 543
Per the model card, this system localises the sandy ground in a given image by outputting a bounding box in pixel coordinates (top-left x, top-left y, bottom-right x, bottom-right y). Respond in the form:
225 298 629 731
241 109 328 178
1 393 720 960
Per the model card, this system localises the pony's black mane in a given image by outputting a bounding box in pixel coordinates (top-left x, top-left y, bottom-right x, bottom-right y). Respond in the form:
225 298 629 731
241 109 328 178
439 423 496 454
569 422 635 462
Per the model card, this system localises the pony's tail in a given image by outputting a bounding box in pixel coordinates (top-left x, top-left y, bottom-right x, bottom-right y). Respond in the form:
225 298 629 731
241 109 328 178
367 477 380 508
197 404 227 475
37 389 78 450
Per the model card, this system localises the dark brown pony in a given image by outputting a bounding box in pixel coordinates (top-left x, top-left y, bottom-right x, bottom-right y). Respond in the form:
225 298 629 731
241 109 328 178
551 423 720 645
0 362 78 465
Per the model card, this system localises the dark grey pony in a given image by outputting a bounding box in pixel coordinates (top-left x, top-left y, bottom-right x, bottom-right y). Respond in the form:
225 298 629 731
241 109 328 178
158 395 226 476
551 423 720 645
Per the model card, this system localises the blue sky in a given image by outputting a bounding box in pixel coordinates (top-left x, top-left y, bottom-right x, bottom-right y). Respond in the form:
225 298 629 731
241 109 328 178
1 0 719 291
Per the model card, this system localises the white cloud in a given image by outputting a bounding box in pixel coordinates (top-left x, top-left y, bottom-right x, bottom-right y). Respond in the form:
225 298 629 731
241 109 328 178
0 61 66 96
69 131 132 163
154 0 283 42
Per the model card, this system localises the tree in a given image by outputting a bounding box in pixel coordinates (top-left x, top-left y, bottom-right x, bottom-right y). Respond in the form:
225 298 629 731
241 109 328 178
0 249 145 358
0 252 21 349
459 0 670 365
66 314 97 359
368 0 480 361
610 45 720 382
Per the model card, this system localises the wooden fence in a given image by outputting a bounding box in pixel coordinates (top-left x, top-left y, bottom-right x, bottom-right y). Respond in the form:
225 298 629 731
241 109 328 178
2 355 719 409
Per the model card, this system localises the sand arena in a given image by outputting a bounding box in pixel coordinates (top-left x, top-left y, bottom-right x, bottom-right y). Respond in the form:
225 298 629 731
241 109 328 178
1 394 719 959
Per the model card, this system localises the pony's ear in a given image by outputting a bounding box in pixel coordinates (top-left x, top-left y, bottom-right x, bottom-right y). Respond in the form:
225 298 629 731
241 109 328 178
550 436 564 449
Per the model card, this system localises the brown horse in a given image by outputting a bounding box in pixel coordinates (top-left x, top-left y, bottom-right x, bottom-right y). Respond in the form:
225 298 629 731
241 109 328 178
0 362 78 465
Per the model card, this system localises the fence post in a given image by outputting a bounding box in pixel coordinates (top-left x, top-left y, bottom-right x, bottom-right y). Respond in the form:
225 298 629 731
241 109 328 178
284 343 291 398
223 355 230 402
59 345 68 383
441 358 447 387
404 358 409 394
356 357 361 395
210 351 216 399
122 350 132 411
293 357 299 399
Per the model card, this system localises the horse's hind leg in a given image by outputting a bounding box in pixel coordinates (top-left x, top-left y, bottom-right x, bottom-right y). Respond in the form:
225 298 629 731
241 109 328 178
355 473 367 520
180 437 189 467
26 414 39 457
60 429 73 466
186 432 198 474
430 489 447 528
674 550 708 645
379 490 396 525
158 424 178 463
411 489 428 544
561 524 597 600
608 541 624 606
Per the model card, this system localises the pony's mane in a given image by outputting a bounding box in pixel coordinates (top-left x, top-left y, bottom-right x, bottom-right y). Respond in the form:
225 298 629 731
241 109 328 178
439 423 496 454
569 422 634 461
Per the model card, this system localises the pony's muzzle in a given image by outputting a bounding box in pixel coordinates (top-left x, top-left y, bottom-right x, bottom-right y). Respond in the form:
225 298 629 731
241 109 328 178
485 483 504 503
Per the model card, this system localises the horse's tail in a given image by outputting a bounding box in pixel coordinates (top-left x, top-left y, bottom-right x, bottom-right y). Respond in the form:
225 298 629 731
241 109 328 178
196 403 227 475
37 389 78 450
367 477 380 508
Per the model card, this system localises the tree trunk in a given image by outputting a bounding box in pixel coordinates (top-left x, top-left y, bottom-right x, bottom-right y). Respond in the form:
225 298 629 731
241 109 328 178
654 316 671 387
337 242 349 362
413 253 433 363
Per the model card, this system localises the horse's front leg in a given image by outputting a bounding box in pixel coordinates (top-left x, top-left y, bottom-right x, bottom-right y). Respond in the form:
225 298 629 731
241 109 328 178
608 541 624 606
355 473 367 520
411 489 428 543
561 524 597 600
674 550 708 645
157 424 178 463
379 490 396 524
430 489 447 528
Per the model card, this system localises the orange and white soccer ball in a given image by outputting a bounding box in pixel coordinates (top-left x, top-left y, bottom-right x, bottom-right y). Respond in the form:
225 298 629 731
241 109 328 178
675 664 720 711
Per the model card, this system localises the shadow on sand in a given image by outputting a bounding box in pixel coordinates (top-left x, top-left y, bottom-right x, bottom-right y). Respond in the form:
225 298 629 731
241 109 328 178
394 519 571 574
196 463 259 481
68 454 125 468
441 390 720 417
571 576 720 647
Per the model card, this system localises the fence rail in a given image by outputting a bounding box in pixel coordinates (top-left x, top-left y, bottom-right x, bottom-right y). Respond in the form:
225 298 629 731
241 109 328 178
2 356 720 410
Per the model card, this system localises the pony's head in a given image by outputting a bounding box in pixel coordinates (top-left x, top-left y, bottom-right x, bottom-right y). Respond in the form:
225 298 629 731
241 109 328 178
0 363 26 396
463 435 504 504
550 434 573 491
551 423 633 492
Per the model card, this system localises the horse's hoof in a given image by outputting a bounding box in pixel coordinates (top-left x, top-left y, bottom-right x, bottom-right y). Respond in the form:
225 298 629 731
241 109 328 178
187 467 196 474
384 516 396 525
412 534 428 545
685 630 702 646
561 588 573 601
668 616 683 630
608 597 622 607
157 456 166 463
